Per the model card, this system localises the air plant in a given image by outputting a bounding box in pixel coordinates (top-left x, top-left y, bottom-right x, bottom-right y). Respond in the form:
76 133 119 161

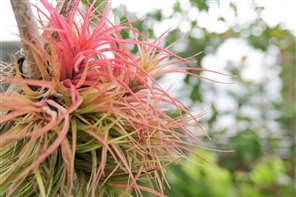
0 0 231 196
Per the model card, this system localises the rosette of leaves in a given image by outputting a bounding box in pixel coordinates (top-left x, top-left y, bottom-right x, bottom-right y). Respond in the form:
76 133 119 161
0 1 230 196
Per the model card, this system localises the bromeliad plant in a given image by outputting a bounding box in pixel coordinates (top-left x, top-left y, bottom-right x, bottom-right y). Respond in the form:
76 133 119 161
0 0 231 196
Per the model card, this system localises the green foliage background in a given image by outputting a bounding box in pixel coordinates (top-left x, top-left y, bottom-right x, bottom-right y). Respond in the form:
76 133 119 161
112 1 295 196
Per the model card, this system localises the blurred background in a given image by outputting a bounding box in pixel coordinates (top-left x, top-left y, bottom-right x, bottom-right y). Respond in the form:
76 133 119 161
1 0 295 196
113 1 295 196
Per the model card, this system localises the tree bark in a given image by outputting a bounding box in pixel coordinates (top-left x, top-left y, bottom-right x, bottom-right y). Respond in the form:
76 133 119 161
10 0 43 79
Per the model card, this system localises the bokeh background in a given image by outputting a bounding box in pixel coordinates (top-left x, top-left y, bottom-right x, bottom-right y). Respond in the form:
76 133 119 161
1 1 295 196
111 1 295 196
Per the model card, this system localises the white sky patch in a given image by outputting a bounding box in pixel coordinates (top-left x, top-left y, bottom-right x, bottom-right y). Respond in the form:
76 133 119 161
259 0 296 32
112 0 176 19
200 60 233 84
153 18 179 37
197 10 229 34
219 1 236 26
235 2 257 25
0 1 19 41
213 38 275 84
214 114 237 131
179 20 192 33
187 7 199 21
161 6 174 18
190 27 204 39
